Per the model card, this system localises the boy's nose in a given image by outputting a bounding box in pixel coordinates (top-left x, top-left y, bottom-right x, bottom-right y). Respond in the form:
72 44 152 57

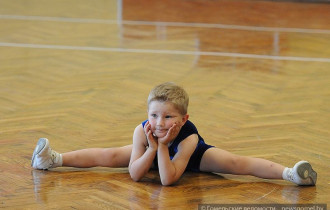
156 118 165 126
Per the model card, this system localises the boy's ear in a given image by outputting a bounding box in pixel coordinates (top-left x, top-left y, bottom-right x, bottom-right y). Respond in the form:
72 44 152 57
182 114 189 124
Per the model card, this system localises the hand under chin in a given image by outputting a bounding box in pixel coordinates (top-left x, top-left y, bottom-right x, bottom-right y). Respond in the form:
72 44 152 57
153 132 167 138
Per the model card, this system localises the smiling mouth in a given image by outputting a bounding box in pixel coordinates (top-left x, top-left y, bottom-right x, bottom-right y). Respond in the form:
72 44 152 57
155 129 167 133
152 130 167 137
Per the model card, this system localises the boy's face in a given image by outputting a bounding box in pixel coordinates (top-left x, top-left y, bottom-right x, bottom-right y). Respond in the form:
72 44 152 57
148 101 188 138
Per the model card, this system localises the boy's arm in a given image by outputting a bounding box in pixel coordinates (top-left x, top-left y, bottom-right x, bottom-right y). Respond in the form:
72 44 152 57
128 124 157 182
157 134 198 186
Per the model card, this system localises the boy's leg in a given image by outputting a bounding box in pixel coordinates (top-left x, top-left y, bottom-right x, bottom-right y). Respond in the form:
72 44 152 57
32 138 132 169
199 148 316 185
199 148 284 179
62 145 132 168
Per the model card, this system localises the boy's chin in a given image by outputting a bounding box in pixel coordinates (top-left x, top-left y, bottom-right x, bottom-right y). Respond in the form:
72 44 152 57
154 132 167 138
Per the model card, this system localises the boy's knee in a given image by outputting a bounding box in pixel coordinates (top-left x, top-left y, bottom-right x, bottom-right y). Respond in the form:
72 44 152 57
230 155 248 174
101 148 118 166
230 155 240 167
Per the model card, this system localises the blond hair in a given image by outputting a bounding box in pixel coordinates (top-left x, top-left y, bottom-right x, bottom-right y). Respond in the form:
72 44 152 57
147 82 189 115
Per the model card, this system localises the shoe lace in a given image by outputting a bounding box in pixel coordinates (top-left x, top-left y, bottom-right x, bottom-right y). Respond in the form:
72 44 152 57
49 150 58 167
287 169 295 182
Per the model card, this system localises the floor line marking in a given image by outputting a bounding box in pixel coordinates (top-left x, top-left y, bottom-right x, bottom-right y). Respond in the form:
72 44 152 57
1 15 330 34
1 42 330 63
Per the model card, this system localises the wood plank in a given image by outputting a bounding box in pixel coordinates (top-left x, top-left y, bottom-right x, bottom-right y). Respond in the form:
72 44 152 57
0 0 329 208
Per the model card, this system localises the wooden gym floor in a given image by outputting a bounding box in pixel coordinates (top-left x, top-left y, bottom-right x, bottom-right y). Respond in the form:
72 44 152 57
0 0 329 209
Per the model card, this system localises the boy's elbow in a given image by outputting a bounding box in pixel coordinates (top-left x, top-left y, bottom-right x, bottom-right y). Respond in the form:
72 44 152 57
129 168 143 182
160 170 179 186
129 171 141 182
161 181 173 186
130 173 142 182
160 177 176 186
131 175 141 182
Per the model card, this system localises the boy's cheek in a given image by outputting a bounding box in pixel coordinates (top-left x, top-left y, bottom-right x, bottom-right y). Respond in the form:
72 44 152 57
147 120 155 128
175 121 184 127
150 125 156 132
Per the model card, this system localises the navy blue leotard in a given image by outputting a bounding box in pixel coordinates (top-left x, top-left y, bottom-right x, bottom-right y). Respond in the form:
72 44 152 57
142 120 214 172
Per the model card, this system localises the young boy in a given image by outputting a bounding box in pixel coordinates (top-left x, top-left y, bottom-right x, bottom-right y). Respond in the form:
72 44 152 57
31 82 317 186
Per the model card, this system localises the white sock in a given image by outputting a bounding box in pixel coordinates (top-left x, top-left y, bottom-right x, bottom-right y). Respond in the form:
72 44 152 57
282 167 291 181
51 152 63 168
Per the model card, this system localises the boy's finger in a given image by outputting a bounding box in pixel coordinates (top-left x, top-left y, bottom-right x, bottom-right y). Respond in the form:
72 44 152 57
144 123 151 134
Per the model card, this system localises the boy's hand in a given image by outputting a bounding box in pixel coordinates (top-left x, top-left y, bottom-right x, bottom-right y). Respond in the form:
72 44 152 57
158 123 181 145
144 121 158 150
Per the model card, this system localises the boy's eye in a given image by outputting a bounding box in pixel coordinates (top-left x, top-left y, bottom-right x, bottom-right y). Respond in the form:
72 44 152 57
165 115 172 118
151 114 157 118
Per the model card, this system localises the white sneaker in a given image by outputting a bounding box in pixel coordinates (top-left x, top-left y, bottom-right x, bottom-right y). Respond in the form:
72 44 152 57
284 161 317 185
31 138 62 170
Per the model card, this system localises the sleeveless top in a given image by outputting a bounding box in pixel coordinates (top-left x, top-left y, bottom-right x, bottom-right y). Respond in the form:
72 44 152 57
141 120 213 172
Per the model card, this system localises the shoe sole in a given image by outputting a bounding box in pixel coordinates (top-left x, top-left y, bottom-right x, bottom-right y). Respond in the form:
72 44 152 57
31 138 48 168
297 161 317 185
